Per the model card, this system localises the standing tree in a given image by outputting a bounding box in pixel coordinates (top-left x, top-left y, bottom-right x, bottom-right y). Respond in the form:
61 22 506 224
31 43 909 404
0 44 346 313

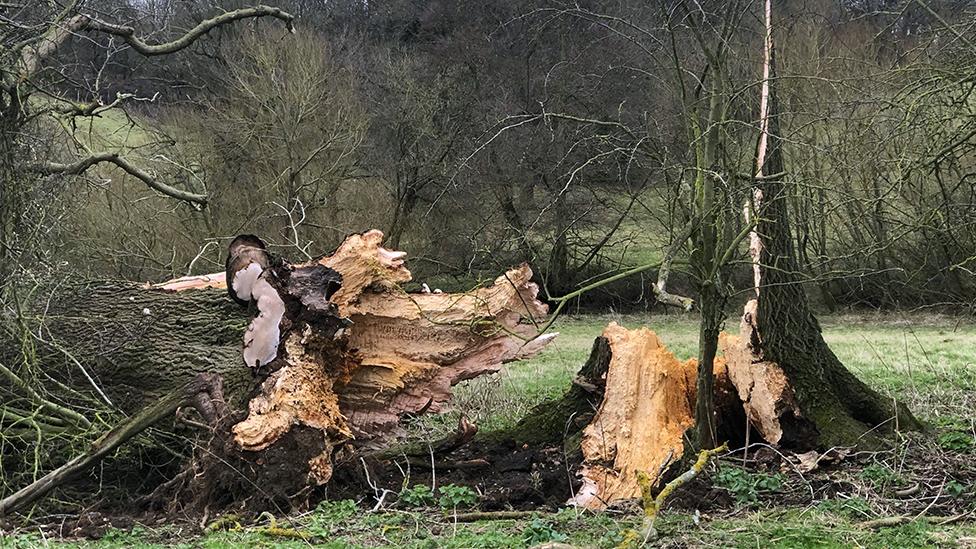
725 0 921 448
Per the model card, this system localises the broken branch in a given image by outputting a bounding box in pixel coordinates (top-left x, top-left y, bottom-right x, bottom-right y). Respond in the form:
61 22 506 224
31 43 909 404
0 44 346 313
638 442 728 541
0 373 223 516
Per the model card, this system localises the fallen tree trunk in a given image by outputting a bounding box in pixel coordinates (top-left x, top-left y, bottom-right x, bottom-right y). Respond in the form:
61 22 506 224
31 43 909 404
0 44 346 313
2 230 554 512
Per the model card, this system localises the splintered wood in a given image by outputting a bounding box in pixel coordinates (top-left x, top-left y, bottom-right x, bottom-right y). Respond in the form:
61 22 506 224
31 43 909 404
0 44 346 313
571 323 698 509
719 299 802 446
159 230 554 484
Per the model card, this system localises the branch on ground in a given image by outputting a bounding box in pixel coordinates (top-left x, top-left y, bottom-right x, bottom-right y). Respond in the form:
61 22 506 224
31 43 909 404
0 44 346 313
0 373 224 517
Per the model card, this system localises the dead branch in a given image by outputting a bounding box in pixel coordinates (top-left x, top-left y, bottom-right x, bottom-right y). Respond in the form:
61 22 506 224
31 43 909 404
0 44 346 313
449 511 539 522
0 373 224 516
379 416 478 460
653 218 695 311
638 442 728 541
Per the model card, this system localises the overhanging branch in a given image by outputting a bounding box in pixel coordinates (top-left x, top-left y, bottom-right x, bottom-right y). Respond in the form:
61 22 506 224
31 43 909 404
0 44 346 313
85 5 295 57
13 5 294 84
27 152 207 205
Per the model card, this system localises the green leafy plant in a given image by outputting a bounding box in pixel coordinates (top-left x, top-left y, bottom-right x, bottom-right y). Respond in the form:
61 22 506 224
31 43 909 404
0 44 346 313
859 463 903 488
713 466 784 504
308 500 359 536
937 430 974 452
816 496 873 519
397 483 478 509
946 480 968 498
522 517 568 545
315 499 358 519
399 484 436 507
437 484 479 510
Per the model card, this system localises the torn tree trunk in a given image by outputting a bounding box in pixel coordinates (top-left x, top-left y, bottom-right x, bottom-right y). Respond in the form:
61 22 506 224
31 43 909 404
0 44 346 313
220 231 554 486
198 231 551 497
569 323 740 509
6 230 553 511
498 333 612 448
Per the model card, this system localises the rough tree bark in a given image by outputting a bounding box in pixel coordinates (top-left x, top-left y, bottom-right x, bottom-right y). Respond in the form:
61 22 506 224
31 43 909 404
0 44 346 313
721 0 920 449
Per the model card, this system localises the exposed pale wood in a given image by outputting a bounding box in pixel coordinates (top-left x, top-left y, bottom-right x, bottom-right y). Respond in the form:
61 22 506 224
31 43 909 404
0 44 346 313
571 323 699 509
150 272 227 291
149 230 555 484
718 300 802 446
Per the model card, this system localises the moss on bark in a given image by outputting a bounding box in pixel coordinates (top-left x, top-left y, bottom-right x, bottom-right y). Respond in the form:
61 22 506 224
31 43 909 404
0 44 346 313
750 39 921 447
484 336 610 448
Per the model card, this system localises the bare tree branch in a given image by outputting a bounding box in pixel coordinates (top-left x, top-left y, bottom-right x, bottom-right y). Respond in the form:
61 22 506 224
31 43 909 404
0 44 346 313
27 152 206 205
84 5 295 56
13 5 295 84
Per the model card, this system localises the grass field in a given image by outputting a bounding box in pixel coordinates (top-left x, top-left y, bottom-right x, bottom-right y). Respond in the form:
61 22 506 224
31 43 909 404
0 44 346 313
4 313 975 548
442 312 976 436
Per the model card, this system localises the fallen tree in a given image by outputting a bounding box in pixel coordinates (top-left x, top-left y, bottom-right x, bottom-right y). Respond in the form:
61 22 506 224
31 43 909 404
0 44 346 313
0 230 554 514
1 231 919 517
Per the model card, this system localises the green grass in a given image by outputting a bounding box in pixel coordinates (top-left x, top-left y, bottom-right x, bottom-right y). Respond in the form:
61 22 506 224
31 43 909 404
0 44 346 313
4 312 975 548
423 312 976 437
5 504 974 548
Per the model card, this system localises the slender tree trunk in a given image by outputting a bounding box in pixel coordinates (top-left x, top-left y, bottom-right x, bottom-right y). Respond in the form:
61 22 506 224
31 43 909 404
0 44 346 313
388 185 418 250
548 191 572 295
694 283 721 449
0 121 19 279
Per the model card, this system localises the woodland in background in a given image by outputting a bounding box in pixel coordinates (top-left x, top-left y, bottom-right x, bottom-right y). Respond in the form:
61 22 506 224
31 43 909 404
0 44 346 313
2 0 974 312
